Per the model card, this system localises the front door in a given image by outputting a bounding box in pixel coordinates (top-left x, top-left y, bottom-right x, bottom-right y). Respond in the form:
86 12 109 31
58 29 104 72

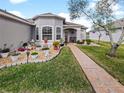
65 32 68 43
70 37 76 43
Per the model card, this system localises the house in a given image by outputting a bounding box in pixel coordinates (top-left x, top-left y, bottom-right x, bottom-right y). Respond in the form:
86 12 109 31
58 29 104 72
89 18 124 43
0 9 87 50
0 9 34 50
32 13 87 44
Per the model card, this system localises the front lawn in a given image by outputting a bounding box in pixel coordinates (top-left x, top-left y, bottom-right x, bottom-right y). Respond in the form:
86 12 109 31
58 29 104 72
0 47 93 93
78 41 124 85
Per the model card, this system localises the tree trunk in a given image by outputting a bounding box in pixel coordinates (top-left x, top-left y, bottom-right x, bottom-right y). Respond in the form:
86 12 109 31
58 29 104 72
98 36 101 44
108 44 119 57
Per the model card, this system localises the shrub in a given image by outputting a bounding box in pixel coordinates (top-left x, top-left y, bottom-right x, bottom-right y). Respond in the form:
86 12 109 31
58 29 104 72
23 43 28 48
1 48 10 53
53 41 60 47
76 40 80 44
60 38 64 44
82 40 85 44
42 47 49 50
31 52 38 55
18 48 26 52
76 40 84 44
86 39 91 45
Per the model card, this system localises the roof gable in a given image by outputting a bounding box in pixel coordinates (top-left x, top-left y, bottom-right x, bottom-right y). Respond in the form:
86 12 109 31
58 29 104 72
32 13 65 20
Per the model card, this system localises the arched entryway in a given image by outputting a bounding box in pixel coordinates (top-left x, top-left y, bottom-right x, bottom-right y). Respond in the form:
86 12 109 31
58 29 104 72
64 28 77 43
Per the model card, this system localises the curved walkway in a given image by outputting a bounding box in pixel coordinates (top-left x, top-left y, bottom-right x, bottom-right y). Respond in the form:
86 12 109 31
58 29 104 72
68 44 124 93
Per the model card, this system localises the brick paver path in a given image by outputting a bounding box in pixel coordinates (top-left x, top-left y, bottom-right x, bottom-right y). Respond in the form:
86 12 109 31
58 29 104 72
68 44 124 93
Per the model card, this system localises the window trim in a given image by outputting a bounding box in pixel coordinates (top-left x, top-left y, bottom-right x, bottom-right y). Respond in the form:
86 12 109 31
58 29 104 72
35 27 40 41
56 26 62 40
41 25 53 40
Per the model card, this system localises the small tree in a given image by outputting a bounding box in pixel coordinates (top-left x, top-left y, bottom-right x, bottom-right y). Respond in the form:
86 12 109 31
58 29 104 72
92 24 102 43
68 0 124 57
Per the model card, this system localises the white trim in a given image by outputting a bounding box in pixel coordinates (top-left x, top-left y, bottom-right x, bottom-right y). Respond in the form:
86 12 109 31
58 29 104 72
35 26 40 41
55 26 62 40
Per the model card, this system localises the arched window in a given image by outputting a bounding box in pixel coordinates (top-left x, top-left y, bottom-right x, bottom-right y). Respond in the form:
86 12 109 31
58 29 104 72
42 26 52 40
56 27 61 40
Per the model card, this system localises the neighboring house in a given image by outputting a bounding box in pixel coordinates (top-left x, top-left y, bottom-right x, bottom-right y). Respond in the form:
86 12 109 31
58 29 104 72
0 9 87 50
89 19 124 43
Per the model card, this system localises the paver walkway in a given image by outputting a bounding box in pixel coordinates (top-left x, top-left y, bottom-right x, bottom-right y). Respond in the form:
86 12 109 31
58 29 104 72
68 44 124 93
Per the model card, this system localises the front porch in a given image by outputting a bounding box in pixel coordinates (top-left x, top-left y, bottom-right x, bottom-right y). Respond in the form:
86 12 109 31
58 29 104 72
64 28 77 43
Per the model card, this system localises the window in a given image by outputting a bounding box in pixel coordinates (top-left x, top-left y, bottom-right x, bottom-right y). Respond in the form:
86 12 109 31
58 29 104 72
42 26 52 40
56 27 61 40
36 27 39 40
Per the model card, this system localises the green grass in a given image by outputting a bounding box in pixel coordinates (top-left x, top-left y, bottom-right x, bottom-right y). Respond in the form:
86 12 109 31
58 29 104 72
78 41 124 85
0 47 93 93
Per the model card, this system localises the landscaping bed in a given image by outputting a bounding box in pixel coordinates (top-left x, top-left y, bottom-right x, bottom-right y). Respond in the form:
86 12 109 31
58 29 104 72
0 47 93 93
78 41 124 85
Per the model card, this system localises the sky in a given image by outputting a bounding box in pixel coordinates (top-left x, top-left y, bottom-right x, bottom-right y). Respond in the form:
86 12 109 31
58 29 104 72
0 0 124 31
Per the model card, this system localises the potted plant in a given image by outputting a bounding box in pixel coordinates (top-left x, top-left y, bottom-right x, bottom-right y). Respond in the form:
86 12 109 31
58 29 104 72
23 42 28 48
53 41 60 50
18 47 26 52
44 38 48 44
76 40 80 44
1 48 10 58
82 40 85 44
31 52 38 59
86 39 91 45
1 44 10 58
36 45 41 51
60 38 64 46
42 47 49 57
10 51 20 62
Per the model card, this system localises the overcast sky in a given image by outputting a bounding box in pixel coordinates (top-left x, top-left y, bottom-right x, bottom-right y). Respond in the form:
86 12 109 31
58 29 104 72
0 0 124 31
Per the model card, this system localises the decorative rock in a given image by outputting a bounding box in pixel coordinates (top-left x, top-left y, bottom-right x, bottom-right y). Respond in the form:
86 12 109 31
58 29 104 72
12 62 17 66
6 64 11 67
17 62 22 65
35 61 39 63
0 65 6 69
0 47 61 68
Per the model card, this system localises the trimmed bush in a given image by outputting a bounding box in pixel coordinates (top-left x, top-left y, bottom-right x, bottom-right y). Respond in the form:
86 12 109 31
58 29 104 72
1 48 10 53
31 52 38 55
53 41 60 47
76 40 81 44
82 40 85 44
42 47 49 50
86 39 91 45
76 40 85 44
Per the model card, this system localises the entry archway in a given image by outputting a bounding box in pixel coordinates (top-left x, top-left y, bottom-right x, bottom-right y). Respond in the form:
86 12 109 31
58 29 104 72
64 28 77 43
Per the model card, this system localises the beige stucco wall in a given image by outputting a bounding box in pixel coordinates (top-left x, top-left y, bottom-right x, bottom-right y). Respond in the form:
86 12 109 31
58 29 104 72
0 17 32 50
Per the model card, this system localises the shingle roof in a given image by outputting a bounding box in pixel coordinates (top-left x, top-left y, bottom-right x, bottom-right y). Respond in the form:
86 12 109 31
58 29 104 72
64 22 88 29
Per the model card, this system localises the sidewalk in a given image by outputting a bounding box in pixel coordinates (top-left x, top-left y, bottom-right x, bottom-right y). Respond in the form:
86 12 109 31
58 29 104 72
68 44 124 93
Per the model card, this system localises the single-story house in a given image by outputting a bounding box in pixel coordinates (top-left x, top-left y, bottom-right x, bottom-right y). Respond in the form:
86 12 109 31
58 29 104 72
0 9 87 50
89 18 124 43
